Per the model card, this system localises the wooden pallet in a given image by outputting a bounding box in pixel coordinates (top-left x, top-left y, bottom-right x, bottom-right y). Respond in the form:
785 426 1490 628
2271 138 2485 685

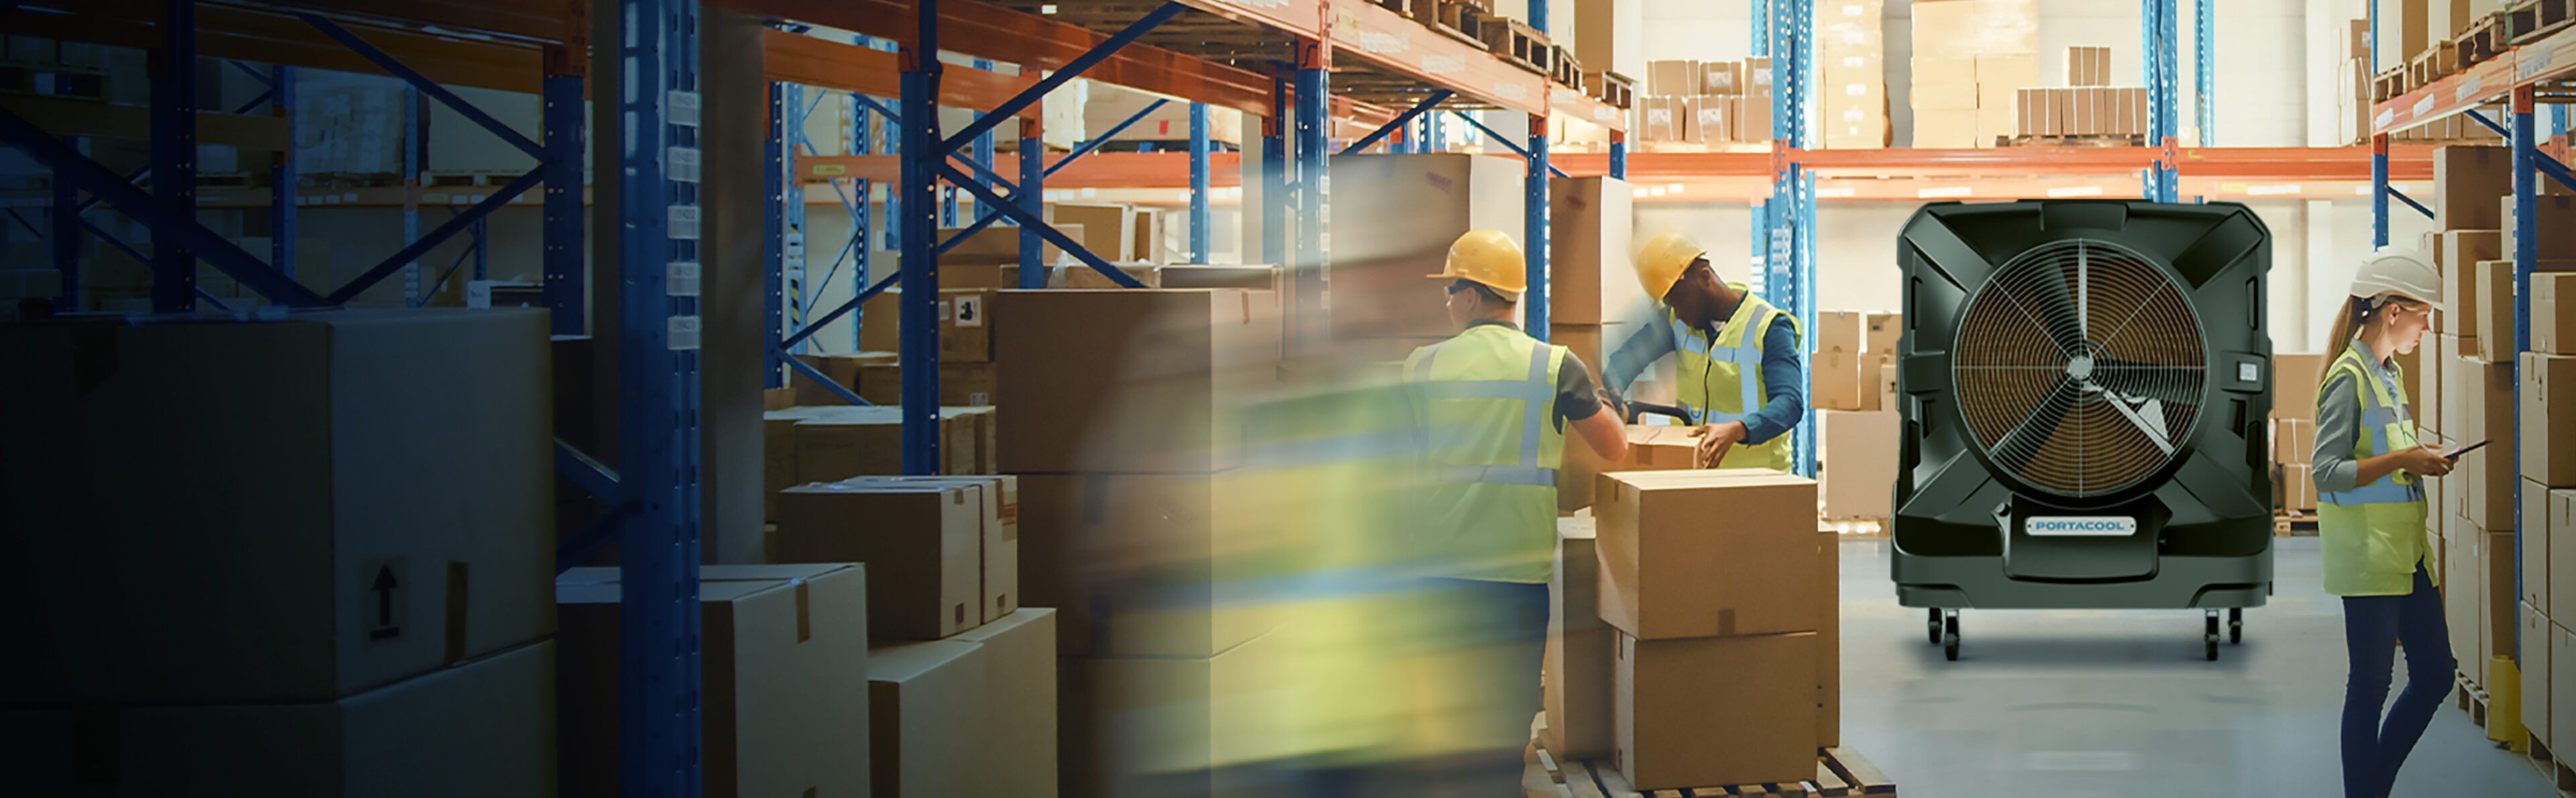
1544 748 1896 798
2511 0 2576 46
1588 70 1636 109
196 172 264 189
2521 734 2576 793
0 64 108 102
1479 17 1554 76
1432 1 1491 50
2004 134 2145 148
1375 0 1436 19
425 171 521 188
2460 670 2494 729
1552 45 1586 90
2410 42 2460 89
2273 512 2317 536
2374 65 2411 103
2461 11 2514 70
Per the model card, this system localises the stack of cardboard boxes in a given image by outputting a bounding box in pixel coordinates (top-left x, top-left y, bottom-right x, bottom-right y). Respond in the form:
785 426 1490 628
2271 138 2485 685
1594 470 1835 789
759 475 1056 797
1326 154 1524 358
0 310 561 795
2011 46 2149 140
1811 309 1900 413
2273 413 2318 514
1820 0 1889 148
994 287 1289 797
1637 58 1774 146
1909 0 2033 147
1550 176 1645 383
2522 269 2576 752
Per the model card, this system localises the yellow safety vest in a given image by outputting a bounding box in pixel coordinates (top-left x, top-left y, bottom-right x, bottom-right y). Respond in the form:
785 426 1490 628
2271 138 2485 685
2316 342 2436 597
1403 323 1568 583
1669 285 1797 471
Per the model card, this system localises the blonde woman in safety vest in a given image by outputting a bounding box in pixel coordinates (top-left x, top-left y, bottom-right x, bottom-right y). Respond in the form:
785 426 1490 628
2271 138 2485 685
2316 248 2457 798
1400 229 1629 795
1601 233 1805 468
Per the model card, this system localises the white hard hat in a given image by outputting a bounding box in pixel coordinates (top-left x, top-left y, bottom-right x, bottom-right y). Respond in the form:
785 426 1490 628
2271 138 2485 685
2350 248 2445 314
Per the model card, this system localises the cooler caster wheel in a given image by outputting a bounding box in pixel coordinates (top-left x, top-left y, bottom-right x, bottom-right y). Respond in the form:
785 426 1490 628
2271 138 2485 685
2229 608 2243 644
1928 608 1944 644
2205 610 2222 660
1942 610 1960 661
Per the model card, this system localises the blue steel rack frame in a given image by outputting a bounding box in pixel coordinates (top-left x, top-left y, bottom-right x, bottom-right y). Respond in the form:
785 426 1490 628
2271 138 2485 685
1760 0 1818 479
1 1 699 793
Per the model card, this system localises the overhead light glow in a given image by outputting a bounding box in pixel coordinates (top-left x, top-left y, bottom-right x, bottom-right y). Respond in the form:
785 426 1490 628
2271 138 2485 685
2245 184 2302 196
1648 187 1669 197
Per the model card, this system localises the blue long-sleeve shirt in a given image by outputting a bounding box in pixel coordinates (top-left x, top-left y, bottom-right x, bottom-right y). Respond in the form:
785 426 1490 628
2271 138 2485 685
1602 317 1807 446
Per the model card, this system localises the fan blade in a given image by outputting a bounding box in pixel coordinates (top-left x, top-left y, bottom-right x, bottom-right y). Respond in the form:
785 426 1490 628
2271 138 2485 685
2020 256 2089 355
2097 391 2180 455
2092 358 2203 406
1990 376 2078 475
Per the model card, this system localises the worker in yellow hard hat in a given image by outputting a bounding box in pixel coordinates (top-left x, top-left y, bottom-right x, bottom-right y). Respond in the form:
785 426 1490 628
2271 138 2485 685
1395 228 1628 794
1601 232 1805 470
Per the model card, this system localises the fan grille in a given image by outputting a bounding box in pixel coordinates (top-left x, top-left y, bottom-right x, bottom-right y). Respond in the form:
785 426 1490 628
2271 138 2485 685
1952 239 2206 498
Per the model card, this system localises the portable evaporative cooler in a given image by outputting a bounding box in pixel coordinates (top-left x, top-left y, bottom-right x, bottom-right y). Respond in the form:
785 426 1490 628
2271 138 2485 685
1889 200 2276 661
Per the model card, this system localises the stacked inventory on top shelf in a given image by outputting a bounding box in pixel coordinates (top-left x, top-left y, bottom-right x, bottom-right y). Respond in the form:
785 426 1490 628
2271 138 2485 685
1908 0 2033 148
1637 58 1773 146
1821 0 1892 148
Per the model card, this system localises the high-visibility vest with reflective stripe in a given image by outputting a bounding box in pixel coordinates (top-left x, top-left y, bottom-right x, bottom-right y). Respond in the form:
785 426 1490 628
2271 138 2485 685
1403 323 1567 584
1669 285 1796 472
2316 342 2436 597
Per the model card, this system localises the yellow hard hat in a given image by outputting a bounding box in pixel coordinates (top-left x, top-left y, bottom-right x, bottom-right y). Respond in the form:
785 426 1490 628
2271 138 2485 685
1428 229 1527 297
1634 232 1707 302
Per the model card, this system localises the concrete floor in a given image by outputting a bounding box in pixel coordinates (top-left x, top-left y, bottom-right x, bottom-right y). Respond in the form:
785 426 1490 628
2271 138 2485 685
1837 536 2561 798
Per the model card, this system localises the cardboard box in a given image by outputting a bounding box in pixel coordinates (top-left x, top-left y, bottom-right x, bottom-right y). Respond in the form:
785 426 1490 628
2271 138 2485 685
2065 45 2112 86
792 352 896 405
949 609 1059 797
2529 354 2576 485
837 475 1020 624
1823 410 1898 519
0 310 555 705
775 483 984 640
2017 87 2053 136
2488 530 2518 688
2447 523 2481 682
1702 60 1743 95
1614 631 1819 789
1738 93 1774 141
2415 338 2444 438
2537 273 2576 353
1913 108 1982 148
1048 203 1136 263
1546 516 1615 759
1647 60 1700 95
2272 352 2326 421
1059 629 1293 797
1814 529 1842 748
2436 146 2512 230
938 225 1070 267
994 289 1280 472
2445 359 2520 528
2530 602 2555 748
857 360 1002 408
1812 349 1867 411
2532 480 2558 615
1550 176 1640 325
2284 464 2317 512
786 405 981 481
1640 95 1682 142
1624 426 1705 469
1864 312 1902 356
2274 418 2316 465
1017 472 1273 657
2482 261 2576 361
2434 231 2502 336
2556 489 2576 623
558 565 869 798
1328 154 1524 338
1597 470 1822 640
2557 623 2576 764
1 640 555 797
1813 310 1864 355
869 640 987 798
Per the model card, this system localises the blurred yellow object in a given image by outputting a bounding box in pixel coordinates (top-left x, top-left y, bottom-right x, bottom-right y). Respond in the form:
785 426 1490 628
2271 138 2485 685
1633 232 1707 303
2491 655 2528 752
1430 229 1527 297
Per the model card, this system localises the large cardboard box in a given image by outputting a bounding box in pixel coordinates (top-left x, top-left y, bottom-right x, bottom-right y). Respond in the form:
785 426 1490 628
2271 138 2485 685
1614 631 1819 789
2065 45 2112 86
2537 273 2576 353
776 483 984 640
2445 360 2520 528
557 564 869 798
1813 349 1868 411
788 405 982 481
1864 311 1903 356
1597 470 1822 640
2419 336 2447 438
1550 177 1643 326
1059 629 1294 798
951 609 1060 798
2436 146 2512 230
869 640 987 798
1815 530 1841 748
1017 472 1273 657
2530 602 2555 748
2553 489 2576 623
1049 203 1137 263
1823 410 1898 519
2284 464 2317 512
857 360 1002 408
2558 623 2576 764
1647 60 1700 95
2526 354 2576 485
2273 418 2317 465
0 310 555 705
1546 516 1615 759
2434 232 2501 340
0 641 556 797
2487 530 2519 688
1329 156 1523 338
2505 196 2576 261
1814 310 1866 355
837 475 1021 624
994 289 1281 473
2482 262 2576 361
938 225 1071 267
2532 479 2558 614
792 352 896 405
2447 523 2482 681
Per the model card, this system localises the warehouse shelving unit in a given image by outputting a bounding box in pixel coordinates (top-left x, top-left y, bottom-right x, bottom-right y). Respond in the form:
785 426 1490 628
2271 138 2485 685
0 0 707 793
2367 14 2576 687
